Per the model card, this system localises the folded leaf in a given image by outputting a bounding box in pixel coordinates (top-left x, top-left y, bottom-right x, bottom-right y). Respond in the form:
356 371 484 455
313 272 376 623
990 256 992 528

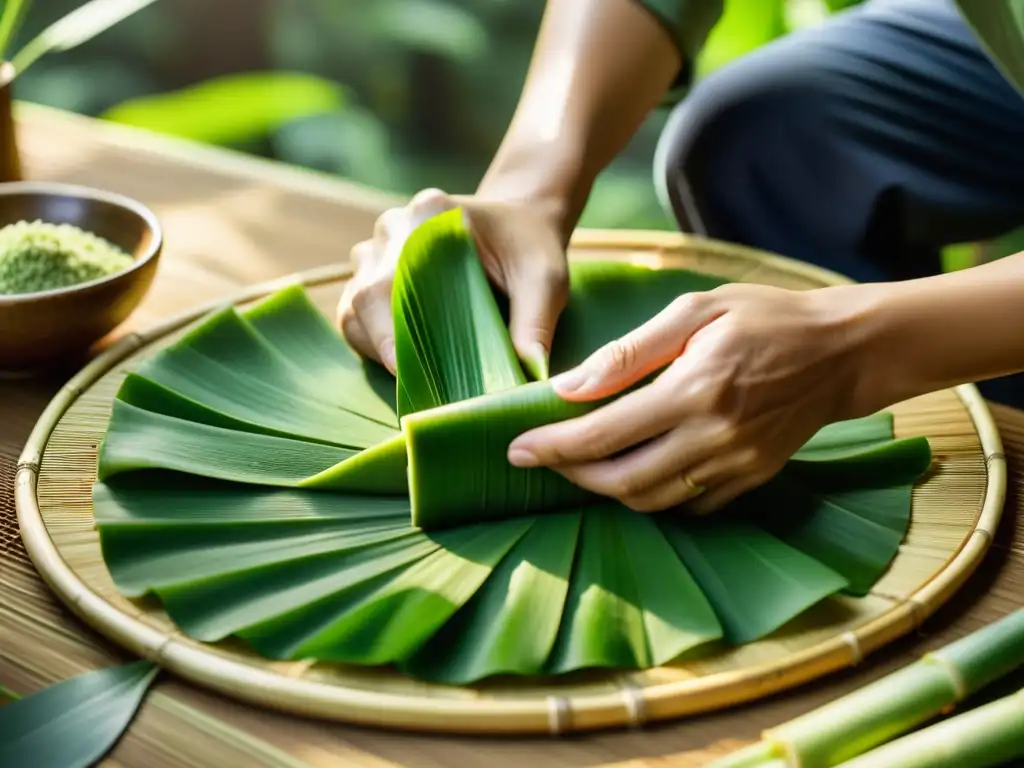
658 518 849 643
401 512 582 683
98 401 407 493
89 213 933 684
546 506 722 674
242 284 398 426
0 660 158 768
392 207 526 416
404 381 601 529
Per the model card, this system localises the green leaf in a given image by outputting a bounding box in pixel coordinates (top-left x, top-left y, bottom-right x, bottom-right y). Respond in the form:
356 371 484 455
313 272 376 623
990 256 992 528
404 381 599 529
392 207 525 416
0 0 30 62
546 506 722 674
401 512 582 683
365 0 488 63
126 307 398 444
89 217 931 683
242 284 397 426
696 0 787 76
100 71 346 145
243 517 533 663
98 400 360 486
658 519 848 643
0 660 158 768
12 0 159 75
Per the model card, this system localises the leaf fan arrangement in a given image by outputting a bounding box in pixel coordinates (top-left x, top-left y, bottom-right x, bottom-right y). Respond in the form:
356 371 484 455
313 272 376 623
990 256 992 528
94 210 932 684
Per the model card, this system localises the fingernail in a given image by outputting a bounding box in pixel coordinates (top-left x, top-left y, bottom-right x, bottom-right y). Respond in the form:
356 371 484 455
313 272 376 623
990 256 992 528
551 368 592 395
507 446 539 468
381 339 397 372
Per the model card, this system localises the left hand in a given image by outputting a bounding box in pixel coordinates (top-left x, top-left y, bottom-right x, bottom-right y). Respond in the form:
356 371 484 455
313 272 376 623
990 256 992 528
506 282 878 515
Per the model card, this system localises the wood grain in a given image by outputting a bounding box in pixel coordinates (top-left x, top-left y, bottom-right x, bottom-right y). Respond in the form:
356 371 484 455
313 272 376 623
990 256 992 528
2 104 1022 767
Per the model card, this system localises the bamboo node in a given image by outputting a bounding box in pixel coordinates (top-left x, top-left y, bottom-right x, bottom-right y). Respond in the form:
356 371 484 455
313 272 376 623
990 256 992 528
925 652 968 701
545 695 570 735
986 452 1006 468
840 631 863 666
617 680 647 728
15 460 39 474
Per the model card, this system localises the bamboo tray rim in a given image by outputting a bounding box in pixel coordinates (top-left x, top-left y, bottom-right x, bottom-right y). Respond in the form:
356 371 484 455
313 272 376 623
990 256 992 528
14 229 1007 735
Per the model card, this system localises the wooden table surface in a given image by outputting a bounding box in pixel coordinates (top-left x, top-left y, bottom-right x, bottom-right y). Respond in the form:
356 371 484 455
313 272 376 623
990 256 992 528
1 104 1022 768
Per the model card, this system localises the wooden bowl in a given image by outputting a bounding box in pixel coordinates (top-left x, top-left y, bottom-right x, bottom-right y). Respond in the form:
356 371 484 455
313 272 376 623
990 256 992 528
0 181 162 372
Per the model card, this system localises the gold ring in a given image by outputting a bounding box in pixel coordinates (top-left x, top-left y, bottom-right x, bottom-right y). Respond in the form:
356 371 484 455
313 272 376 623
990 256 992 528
682 474 705 498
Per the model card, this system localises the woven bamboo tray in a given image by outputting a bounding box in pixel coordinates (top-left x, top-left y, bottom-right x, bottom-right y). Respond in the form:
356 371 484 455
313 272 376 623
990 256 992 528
15 231 1005 735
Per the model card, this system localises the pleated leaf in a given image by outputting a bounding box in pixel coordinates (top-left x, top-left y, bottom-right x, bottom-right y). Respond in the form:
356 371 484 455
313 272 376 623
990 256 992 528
88 212 933 684
392 207 526 416
241 518 532 663
0 660 158 768
658 519 849 643
405 381 601 528
98 401 407 493
242 284 398 426
546 506 722 674
131 307 397 445
401 512 582 683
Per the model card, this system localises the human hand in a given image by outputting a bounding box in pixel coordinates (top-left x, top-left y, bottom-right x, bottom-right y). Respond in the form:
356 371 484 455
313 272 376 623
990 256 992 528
336 188 569 377
506 282 877 515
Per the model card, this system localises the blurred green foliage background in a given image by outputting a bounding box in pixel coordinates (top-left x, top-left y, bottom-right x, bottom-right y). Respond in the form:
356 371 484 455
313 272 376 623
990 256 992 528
12 0 1021 265
15 0 853 229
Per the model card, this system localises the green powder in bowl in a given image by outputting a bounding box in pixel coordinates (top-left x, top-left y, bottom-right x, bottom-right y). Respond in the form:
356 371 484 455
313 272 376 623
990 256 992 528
0 220 135 296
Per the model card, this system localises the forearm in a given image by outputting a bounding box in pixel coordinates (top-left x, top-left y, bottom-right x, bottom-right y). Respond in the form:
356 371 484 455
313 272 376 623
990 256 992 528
846 253 1024 412
476 0 684 240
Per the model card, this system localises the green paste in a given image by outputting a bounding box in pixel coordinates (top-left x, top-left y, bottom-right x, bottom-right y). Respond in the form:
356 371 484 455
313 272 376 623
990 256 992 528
0 220 134 295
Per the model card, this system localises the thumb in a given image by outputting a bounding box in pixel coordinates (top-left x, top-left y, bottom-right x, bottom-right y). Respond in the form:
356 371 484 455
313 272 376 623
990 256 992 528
551 292 721 401
506 258 568 380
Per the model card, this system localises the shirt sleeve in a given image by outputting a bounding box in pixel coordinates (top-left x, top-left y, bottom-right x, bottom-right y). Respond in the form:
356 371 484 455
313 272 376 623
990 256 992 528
635 0 724 103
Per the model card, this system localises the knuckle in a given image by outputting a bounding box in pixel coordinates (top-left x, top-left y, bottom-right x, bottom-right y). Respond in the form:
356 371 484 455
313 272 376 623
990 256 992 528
600 339 640 377
349 279 391 313
349 240 374 267
338 308 361 339
373 208 405 241
607 471 646 501
410 187 451 210
622 494 657 513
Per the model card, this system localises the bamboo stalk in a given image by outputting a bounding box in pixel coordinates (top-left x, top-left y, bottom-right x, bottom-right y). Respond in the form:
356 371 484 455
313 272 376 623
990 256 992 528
708 610 1024 768
835 687 1024 768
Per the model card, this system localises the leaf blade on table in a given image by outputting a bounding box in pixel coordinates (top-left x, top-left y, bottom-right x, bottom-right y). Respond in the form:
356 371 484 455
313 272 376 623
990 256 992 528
546 506 721 675
133 307 398 447
98 400 358 486
165 535 439 643
401 511 582 683
242 284 398 426
658 518 849 643
0 660 158 768
283 517 533 664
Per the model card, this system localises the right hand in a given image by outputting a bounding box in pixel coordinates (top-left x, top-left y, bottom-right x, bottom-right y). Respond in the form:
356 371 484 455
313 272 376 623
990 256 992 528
336 188 570 377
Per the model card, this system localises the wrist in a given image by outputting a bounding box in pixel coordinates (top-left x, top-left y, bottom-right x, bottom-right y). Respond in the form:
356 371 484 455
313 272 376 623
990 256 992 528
809 282 918 420
476 130 593 245
823 280 937 421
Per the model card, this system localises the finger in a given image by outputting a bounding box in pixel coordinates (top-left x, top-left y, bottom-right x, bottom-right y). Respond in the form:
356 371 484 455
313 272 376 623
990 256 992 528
682 449 779 516
351 278 397 373
553 418 722 501
613 471 709 513
685 477 756 517
508 375 681 468
551 292 722 402
503 238 568 380
408 188 457 224
338 303 377 363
